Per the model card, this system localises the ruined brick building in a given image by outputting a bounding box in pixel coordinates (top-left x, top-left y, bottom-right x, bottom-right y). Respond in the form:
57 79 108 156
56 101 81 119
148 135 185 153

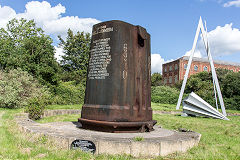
162 56 240 85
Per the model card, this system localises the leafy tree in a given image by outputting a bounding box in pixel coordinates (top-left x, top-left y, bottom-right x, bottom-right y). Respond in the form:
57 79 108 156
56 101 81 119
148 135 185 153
151 73 162 86
58 29 91 83
222 72 240 110
0 18 60 88
215 68 232 84
222 72 240 98
178 69 240 110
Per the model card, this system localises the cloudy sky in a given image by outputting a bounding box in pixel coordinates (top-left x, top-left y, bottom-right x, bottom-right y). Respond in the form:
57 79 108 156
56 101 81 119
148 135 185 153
0 0 240 73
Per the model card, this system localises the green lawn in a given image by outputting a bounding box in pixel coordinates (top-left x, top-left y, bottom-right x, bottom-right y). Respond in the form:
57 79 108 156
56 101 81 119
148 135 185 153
46 104 82 110
151 103 178 111
153 114 240 160
0 104 240 159
0 108 131 160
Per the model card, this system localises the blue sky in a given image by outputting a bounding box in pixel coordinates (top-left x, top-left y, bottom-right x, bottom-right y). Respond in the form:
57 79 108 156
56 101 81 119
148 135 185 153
0 0 240 73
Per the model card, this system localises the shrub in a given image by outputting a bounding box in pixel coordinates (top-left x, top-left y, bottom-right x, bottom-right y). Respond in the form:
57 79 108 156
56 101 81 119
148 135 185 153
26 95 48 120
51 81 85 105
151 73 162 86
151 86 185 104
224 96 240 111
0 68 50 108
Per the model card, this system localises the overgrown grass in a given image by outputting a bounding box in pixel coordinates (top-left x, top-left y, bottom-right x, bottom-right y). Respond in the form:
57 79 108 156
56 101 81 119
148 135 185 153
1 103 240 159
153 114 240 160
46 104 82 110
0 108 131 160
151 102 240 114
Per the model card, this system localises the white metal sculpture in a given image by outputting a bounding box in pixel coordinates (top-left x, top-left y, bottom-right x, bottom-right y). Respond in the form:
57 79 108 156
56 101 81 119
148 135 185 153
176 17 227 117
182 92 229 120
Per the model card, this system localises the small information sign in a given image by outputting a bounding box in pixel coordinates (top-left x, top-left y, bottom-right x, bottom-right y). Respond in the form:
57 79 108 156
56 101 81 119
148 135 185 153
70 140 96 153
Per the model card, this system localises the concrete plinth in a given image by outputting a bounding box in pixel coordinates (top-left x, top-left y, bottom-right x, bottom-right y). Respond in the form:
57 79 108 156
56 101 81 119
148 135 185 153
15 110 201 158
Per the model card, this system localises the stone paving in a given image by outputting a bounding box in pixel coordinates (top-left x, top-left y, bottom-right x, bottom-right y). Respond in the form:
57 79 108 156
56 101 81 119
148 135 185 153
15 110 201 157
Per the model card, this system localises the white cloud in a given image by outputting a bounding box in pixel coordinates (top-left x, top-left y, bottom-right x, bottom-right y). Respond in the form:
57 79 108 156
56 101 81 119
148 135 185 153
43 17 100 38
0 1 101 60
151 54 172 74
223 0 240 7
184 23 240 58
206 23 240 56
54 46 64 62
0 1 100 36
17 1 65 24
185 49 202 58
0 5 16 28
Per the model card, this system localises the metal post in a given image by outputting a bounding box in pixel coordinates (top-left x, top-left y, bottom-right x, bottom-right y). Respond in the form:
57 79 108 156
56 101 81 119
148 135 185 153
176 17 227 116
200 23 227 116
176 17 202 110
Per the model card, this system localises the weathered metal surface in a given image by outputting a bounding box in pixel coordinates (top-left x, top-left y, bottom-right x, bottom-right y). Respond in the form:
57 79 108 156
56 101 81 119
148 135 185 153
78 20 156 132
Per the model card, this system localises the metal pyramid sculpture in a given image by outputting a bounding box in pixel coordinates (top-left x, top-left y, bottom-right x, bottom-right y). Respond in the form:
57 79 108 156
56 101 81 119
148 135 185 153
176 17 228 119
183 92 229 120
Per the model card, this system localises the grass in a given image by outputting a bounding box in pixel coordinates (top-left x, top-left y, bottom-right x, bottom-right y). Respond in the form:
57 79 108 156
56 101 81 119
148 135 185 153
134 136 144 142
1 103 240 159
153 114 240 160
0 108 131 160
151 103 178 111
151 102 240 114
46 104 82 110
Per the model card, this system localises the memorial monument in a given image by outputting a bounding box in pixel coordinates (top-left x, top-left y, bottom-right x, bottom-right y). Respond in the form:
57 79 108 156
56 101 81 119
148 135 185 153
78 20 157 132
15 20 201 157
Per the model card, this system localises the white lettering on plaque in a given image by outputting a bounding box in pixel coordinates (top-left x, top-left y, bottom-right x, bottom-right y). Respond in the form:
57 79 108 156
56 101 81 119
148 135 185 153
88 38 111 80
122 43 128 79
92 25 113 36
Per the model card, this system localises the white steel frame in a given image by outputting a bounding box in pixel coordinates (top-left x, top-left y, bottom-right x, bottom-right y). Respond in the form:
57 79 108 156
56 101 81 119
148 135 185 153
176 17 227 116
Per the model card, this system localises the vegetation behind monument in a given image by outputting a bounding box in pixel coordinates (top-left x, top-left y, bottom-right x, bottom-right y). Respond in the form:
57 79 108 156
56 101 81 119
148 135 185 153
58 29 91 84
0 18 239 112
152 69 240 110
0 18 59 89
0 19 87 111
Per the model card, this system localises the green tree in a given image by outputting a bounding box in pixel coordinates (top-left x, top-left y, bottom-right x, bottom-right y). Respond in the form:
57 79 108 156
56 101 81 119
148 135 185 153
0 18 59 88
222 72 240 98
178 69 240 110
58 29 91 83
151 73 162 86
222 72 240 110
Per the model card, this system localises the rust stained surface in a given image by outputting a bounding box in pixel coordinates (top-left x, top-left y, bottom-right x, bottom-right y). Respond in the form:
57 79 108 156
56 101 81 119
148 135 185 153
78 20 157 133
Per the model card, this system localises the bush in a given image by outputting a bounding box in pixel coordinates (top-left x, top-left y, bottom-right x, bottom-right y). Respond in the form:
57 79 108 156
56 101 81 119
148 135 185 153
51 81 85 105
0 68 50 108
176 70 240 110
151 86 185 104
151 73 162 86
224 96 240 111
26 95 47 120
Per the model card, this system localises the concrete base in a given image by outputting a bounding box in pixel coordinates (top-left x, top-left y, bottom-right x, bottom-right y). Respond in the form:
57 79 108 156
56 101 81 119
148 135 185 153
15 110 201 158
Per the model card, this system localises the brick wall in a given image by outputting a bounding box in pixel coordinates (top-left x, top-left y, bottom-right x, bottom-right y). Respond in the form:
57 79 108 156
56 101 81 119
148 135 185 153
162 59 180 86
162 57 240 85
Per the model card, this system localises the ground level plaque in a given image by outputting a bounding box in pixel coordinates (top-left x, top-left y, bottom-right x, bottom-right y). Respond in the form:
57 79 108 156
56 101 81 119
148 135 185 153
70 140 96 153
